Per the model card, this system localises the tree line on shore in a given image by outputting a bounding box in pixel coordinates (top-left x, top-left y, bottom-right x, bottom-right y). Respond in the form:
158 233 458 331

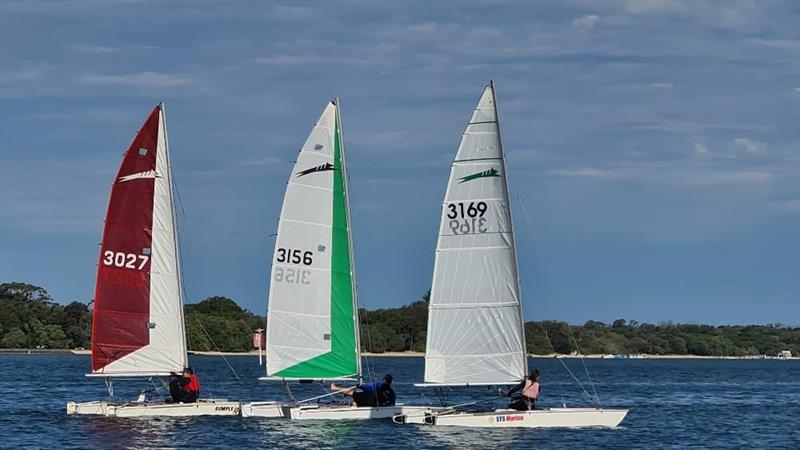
2 282 798 356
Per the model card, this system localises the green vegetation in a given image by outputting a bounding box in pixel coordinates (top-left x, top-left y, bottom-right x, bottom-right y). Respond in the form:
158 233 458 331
524 320 800 357
1 282 798 356
0 282 91 349
185 296 264 352
359 292 430 353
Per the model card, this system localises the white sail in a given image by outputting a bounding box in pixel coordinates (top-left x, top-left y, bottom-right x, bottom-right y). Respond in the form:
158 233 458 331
91 104 187 376
423 83 527 385
265 101 360 380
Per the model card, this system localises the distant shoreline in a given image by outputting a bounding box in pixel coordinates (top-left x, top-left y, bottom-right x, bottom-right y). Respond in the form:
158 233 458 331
0 348 795 360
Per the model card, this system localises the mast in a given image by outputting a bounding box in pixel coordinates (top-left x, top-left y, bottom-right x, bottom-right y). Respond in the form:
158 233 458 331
160 101 189 365
334 98 363 380
490 81 528 373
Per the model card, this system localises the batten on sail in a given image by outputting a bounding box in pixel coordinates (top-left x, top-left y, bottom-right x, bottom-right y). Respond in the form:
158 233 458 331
423 82 527 386
90 104 187 377
265 100 360 381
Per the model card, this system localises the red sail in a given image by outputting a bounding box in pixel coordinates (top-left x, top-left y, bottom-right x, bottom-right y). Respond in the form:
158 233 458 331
91 107 160 372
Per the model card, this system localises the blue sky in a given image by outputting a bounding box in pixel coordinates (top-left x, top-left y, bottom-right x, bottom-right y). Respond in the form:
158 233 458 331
1 1 798 325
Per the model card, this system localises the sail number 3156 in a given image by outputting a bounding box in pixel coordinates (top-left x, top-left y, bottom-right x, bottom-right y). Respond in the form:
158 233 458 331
274 248 313 285
276 248 313 265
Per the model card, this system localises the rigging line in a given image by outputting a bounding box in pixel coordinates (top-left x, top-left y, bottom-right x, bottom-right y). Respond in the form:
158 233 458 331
427 389 509 416
555 355 598 407
544 329 595 406
540 329 567 406
148 377 166 401
567 324 601 407
170 170 187 219
546 328 596 406
360 307 380 405
171 170 196 312
514 181 601 408
193 316 241 382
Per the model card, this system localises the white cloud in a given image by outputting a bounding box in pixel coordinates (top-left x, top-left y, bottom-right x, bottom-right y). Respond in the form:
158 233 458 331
682 170 773 185
693 143 712 159
734 138 768 154
572 14 601 29
618 0 761 30
746 38 800 51
548 162 775 187
72 45 119 54
350 130 411 152
622 0 687 15
652 82 673 89
0 61 52 83
79 71 192 87
768 199 800 212
270 5 319 20
250 55 313 65
632 118 767 134
548 167 630 179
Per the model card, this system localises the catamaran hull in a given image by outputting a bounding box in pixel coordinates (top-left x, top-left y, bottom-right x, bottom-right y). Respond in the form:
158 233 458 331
284 404 437 421
240 401 287 418
394 408 628 428
66 399 241 417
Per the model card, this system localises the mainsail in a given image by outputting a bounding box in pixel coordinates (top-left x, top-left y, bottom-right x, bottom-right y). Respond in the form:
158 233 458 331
423 82 527 385
91 104 187 376
265 100 360 380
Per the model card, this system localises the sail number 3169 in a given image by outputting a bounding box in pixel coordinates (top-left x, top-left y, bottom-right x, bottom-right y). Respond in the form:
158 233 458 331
446 201 487 219
447 201 489 235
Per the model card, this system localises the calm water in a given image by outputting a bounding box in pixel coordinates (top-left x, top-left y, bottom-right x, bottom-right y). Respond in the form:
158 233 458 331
1 354 798 449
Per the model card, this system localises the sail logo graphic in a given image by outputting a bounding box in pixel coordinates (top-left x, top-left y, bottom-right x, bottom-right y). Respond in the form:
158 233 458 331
458 167 500 183
119 170 161 182
297 162 336 177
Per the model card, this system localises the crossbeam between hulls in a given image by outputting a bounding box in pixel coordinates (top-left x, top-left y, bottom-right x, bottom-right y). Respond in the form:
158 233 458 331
414 381 519 387
86 372 175 378
258 376 359 383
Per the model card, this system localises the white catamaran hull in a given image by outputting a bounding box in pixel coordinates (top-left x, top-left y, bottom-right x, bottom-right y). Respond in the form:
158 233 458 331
66 399 241 417
395 407 628 428
240 401 287 418
284 404 438 421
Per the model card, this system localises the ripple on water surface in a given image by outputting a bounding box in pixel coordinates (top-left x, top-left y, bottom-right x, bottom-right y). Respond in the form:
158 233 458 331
1 355 798 449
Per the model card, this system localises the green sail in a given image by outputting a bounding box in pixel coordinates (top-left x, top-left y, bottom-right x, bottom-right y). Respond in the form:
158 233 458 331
270 101 359 379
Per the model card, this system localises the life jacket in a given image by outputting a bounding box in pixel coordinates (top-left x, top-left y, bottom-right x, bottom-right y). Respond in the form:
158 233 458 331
183 374 200 394
521 380 539 399
376 384 395 406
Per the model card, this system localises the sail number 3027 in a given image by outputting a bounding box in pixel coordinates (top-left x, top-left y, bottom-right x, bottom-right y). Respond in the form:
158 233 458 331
102 251 149 270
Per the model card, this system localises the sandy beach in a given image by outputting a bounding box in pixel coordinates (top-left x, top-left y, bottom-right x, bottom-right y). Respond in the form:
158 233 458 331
0 349 794 360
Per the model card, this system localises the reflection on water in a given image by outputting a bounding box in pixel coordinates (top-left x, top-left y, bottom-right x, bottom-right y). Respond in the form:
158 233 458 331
80 416 174 448
1 354 798 449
